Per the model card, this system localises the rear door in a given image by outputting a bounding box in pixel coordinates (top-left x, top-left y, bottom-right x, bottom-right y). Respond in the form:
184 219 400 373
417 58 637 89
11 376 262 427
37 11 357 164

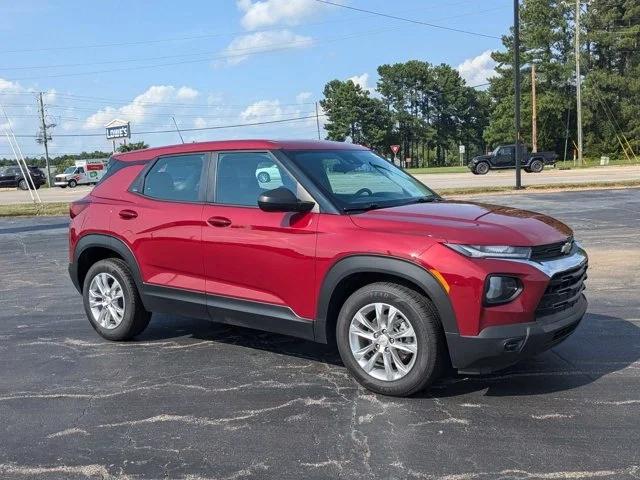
0 167 18 187
201 150 318 322
124 153 209 316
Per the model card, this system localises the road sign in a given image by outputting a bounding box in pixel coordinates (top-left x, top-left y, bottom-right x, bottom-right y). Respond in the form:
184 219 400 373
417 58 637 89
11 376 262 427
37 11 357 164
459 145 466 154
105 119 131 140
390 145 400 154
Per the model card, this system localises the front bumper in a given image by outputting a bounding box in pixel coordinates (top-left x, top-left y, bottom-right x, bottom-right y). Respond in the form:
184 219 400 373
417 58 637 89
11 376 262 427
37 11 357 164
446 294 587 374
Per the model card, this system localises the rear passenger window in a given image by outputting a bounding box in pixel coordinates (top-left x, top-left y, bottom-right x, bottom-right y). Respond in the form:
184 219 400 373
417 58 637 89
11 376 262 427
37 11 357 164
143 154 205 202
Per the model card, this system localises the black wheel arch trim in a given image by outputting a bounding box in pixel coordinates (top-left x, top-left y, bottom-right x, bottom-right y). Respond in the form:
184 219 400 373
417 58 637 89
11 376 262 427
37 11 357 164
314 255 459 343
70 234 144 296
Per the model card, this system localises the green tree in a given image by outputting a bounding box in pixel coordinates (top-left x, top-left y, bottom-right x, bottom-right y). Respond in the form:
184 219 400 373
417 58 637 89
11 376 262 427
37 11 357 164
485 0 573 154
583 0 640 157
117 141 149 153
320 79 393 152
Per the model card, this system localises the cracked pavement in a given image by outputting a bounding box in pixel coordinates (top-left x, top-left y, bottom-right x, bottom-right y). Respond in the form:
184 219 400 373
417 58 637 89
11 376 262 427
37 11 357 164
0 188 639 479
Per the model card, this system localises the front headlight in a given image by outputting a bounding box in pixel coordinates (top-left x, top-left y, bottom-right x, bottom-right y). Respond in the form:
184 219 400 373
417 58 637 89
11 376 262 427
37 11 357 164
446 244 532 259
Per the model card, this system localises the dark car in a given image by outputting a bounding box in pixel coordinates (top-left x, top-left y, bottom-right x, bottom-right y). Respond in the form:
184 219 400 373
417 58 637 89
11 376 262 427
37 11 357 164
469 144 558 175
68 139 587 397
0 165 47 190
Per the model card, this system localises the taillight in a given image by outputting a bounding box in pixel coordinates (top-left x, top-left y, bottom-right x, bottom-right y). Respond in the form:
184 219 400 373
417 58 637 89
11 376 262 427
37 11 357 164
69 199 90 219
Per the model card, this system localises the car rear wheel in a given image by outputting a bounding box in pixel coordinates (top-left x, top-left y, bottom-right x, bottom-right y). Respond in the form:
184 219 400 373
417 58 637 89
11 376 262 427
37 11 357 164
336 282 446 397
68 179 77 188
17 179 28 190
530 159 544 173
83 258 151 341
475 162 490 175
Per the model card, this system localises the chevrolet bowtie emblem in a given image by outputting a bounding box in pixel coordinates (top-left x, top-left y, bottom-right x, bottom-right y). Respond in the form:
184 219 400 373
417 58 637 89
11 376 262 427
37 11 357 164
561 240 573 254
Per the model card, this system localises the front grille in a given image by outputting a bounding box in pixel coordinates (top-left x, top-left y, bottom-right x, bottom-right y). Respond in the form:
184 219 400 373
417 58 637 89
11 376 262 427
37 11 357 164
535 262 587 317
531 238 573 261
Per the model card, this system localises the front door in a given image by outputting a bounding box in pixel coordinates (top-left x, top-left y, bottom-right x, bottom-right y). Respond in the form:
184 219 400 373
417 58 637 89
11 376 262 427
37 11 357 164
494 146 515 167
202 151 318 324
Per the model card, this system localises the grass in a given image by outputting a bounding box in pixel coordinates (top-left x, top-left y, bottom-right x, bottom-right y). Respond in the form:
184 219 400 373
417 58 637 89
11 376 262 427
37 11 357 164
0 202 69 217
438 179 640 196
405 166 469 174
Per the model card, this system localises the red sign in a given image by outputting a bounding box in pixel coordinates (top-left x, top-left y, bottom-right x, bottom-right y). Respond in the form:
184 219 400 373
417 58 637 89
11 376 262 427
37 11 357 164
86 164 104 171
390 145 400 154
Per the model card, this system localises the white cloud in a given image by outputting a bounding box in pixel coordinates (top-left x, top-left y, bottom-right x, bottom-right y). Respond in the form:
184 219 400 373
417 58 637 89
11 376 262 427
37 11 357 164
240 99 283 121
176 86 199 100
457 50 497 87
222 29 312 66
82 85 200 129
348 73 371 91
237 0 321 30
296 91 312 103
193 117 207 129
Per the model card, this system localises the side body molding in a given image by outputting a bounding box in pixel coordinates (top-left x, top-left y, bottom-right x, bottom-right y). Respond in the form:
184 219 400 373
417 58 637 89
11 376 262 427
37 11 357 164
314 255 459 343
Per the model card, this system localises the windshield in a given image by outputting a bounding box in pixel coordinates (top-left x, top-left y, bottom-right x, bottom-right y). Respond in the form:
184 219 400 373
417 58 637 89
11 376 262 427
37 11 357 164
491 146 500 155
283 149 438 211
63 166 77 174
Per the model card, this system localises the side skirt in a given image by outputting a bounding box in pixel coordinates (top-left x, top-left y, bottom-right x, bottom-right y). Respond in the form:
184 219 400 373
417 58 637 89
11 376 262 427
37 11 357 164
141 284 316 341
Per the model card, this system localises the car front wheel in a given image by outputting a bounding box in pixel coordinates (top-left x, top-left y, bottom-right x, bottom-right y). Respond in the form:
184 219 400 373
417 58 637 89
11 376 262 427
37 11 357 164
336 282 446 397
475 162 490 175
68 179 77 188
83 258 151 341
17 179 28 190
530 159 544 173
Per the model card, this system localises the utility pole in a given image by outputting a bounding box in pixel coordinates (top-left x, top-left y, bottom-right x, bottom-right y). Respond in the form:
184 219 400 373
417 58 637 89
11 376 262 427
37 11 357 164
531 64 538 153
315 102 321 140
513 0 522 189
37 92 52 187
575 0 583 165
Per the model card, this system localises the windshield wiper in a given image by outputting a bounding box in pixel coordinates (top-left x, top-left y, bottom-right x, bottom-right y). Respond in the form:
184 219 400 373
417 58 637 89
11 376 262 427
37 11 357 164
342 203 382 213
402 196 441 205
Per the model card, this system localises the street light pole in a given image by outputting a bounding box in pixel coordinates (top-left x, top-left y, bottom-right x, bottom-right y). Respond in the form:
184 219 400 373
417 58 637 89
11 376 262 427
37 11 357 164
513 0 522 189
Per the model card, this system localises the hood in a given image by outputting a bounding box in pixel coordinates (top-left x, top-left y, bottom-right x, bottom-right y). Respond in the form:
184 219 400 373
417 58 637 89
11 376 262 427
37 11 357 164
471 154 492 163
349 201 572 246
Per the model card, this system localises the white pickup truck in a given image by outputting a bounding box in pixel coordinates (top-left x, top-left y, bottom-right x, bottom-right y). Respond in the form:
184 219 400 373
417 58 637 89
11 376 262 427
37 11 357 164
54 159 106 188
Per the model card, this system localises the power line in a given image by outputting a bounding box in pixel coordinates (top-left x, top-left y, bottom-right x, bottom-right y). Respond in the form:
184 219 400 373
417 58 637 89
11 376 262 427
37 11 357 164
10 114 325 138
312 0 501 39
0 0 496 55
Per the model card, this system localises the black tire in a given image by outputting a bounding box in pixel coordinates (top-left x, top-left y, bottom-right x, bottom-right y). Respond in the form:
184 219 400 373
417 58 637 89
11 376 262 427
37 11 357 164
68 179 77 188
82 258 151 341
17 179 28 190
530 159 544 173
34 184 41 190
257 171 270 183
475 162 490 175
336 282 446 397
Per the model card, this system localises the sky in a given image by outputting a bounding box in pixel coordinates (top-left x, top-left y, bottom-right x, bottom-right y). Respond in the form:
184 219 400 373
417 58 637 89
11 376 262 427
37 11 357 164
0 0 512 158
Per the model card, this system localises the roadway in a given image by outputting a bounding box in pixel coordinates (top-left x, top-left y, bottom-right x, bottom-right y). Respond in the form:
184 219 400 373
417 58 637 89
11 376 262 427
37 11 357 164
0 164 639 204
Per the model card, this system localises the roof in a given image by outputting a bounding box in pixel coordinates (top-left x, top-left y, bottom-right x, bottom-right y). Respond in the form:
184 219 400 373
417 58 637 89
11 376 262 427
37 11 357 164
113 139 368 161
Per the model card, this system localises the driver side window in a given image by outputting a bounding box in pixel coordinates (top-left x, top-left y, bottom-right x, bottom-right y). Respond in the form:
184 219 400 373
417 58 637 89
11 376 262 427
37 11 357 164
215 152 297 207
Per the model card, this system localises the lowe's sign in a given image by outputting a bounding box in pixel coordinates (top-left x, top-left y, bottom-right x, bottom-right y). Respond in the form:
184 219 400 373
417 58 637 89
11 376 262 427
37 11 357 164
106 122 131 140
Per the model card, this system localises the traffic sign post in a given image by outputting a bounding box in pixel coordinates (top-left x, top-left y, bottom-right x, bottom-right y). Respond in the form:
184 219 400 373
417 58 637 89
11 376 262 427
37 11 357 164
390 144 400 165
459 145 466 166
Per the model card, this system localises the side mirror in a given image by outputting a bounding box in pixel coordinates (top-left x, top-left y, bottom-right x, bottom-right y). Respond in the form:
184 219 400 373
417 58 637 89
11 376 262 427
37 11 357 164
258 187 315 213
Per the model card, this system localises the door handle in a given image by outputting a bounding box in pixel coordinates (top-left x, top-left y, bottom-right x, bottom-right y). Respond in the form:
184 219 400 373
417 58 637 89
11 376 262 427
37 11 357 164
207 216 232 227
119 209 138 220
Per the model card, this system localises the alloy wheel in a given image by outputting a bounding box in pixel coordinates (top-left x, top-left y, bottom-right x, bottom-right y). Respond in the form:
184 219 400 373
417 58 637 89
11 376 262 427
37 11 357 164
88 273 125 330
349 302 418 381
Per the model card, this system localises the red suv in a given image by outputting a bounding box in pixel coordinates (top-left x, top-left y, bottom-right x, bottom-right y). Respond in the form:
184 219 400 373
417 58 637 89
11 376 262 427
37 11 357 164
68 140 587 396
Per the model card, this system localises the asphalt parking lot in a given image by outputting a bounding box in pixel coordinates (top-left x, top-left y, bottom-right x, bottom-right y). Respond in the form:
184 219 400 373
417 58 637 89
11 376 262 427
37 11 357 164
0 188 639 479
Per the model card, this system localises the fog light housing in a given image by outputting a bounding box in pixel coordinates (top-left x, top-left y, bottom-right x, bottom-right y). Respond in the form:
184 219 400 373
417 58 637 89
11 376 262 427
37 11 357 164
484 275 522 305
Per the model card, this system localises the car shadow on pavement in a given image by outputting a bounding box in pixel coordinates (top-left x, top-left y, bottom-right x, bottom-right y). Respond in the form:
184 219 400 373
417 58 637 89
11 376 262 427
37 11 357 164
138 312 639 397
424 312 640 398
